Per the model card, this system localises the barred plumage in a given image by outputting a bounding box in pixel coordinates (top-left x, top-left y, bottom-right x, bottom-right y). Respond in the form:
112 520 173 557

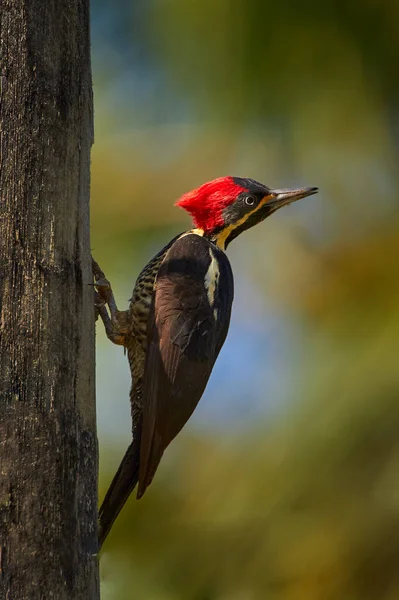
94 177 318 549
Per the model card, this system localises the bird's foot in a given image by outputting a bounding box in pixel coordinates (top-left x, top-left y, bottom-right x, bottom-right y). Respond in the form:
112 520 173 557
92 259 117 311
91 257 128 346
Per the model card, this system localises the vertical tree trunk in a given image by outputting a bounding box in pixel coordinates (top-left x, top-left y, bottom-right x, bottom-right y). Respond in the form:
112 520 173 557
0 1 99 599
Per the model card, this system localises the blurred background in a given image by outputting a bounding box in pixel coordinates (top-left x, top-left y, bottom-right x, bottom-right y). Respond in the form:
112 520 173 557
92 1 399 598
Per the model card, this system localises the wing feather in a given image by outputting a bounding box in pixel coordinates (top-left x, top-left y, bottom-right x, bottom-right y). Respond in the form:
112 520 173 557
137 234 233 498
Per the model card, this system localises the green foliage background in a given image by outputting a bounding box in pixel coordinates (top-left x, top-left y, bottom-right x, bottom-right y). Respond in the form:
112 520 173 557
92 1 399 598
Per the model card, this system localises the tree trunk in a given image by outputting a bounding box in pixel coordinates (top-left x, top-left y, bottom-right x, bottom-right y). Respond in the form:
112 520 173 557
0 1 99 599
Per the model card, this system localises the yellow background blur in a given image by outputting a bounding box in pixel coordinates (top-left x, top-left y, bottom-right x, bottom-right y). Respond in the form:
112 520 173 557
92 2 399 598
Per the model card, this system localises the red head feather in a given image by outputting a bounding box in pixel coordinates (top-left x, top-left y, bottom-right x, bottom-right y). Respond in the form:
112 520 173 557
176 177 246 233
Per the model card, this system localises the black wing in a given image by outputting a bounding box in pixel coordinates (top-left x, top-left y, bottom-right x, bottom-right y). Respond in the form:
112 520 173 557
137 234 234 498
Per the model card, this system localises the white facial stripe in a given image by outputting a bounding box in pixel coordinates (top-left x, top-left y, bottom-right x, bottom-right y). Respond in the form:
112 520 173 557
204 247 220 308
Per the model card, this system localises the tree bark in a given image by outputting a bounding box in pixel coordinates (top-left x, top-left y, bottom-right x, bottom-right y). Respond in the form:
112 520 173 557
0 1 99 599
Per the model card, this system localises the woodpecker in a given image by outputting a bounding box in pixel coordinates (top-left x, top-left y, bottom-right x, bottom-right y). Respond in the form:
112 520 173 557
93 176 318 548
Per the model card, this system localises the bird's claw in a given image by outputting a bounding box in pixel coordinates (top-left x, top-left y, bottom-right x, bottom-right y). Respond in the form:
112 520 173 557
91 256 128 345
92 258 105 282
93 277 113 307
94 289 106 308
93 277 111 290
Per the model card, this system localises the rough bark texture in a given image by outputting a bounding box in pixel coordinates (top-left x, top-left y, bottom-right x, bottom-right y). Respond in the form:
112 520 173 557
0 1 99 599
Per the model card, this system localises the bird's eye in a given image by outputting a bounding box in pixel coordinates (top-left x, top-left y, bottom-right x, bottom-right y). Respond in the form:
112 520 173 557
244 195 256 207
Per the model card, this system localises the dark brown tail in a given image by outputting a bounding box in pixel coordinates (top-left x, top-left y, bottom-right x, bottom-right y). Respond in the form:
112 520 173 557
98 437 140 549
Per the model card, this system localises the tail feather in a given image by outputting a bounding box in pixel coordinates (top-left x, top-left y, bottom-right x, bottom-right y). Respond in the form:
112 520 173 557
98 438 140 549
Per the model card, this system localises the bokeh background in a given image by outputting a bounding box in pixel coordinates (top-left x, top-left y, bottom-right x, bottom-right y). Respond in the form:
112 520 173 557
92 1 399 598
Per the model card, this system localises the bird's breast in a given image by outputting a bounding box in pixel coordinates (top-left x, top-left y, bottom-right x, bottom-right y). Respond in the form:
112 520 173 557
128 234 184 365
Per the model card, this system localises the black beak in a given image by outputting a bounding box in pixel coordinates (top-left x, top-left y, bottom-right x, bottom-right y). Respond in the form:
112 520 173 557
268 186 318 207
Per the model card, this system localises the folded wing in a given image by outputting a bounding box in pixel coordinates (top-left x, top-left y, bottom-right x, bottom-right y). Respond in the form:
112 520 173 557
137 234 234 498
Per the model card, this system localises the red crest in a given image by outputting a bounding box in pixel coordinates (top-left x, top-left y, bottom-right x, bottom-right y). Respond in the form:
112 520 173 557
176 177 246 233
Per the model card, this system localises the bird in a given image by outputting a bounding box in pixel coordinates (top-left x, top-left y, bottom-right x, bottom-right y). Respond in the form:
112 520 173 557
93 176 318 548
